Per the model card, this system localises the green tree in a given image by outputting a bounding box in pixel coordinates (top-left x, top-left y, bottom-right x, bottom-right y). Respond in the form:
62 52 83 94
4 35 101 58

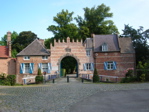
121 25 149 64
75 4 119 40
0 31 18 46
93 68 99 83
47 9 79 40
13 31 38 53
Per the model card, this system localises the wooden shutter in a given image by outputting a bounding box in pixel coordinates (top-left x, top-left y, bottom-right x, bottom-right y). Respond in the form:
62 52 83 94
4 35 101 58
104 62 108 70
113 61 117 70
20 63 24 74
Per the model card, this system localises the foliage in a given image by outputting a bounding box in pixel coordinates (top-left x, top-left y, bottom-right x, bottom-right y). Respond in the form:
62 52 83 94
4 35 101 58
6 75 16 86
140 74 145 82
0 73 7 79
47 9 79 41
61 56 77 74
93 68 99 83
35 76 43 84
37 68 42 76
124 68 134 78
0 74 16 86
75 3 119 40
13 31 38 53
44 37 54 49
121 76 137 83
137 61 149 81
121 25 149 64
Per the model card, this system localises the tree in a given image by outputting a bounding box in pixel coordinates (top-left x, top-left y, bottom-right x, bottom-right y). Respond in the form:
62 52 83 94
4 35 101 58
13 31 38 53
75 4 119 40
93 68 99 83
121 24 149 64
47 9 79 41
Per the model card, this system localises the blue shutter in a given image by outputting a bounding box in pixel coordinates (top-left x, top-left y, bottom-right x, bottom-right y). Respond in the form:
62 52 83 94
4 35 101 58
104 62 108 70
38 63 42 70
20 63 24 74
83 64 87 71
113 61 117 70
29 63 34 74
47 63 51 73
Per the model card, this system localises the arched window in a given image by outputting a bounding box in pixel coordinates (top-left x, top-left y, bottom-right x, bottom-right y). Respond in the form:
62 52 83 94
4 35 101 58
102 43 108 51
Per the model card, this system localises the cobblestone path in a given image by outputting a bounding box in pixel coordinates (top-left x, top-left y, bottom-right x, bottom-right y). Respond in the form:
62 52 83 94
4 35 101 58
0 78 149 112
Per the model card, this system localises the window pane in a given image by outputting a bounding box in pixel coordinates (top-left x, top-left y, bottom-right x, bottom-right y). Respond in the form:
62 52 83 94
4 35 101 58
25 63 30 73
42 63 48 73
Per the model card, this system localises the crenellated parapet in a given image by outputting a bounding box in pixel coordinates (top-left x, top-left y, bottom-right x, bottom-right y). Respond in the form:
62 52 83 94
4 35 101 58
51 37 83 48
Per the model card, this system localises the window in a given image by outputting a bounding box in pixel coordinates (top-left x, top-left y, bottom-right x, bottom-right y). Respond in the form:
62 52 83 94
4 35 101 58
42 56 48 60
24 63 30 73
83 63 94 71
86 50 91 56
24 56 30 60
20 63 34 74
104 61 117 70
42 63 48 73
102 43 108 51
38 63 52 74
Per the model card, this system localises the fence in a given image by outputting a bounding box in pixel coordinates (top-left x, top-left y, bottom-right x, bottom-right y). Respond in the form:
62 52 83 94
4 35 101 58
23 74 57 84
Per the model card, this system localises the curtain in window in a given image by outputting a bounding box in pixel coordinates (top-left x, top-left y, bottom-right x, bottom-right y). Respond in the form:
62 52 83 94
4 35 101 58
20 63 24 74
29 63 34 74
38 63 42 70
83 64 87 71
91 63 94 71
47 63 52 73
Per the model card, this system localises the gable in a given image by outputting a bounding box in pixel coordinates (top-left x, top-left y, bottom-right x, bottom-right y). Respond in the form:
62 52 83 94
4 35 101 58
17 39 50 56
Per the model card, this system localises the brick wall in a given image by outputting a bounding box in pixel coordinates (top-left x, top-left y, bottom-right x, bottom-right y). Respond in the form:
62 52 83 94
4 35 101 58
51 37 94 75
16 56 51 83
95 52 135 81
0 58 16 75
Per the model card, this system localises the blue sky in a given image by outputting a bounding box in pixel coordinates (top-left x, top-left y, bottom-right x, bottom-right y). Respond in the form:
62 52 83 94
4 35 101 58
0 0 148 39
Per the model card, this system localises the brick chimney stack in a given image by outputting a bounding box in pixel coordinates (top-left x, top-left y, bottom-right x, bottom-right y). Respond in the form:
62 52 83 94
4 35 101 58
7 31 11 57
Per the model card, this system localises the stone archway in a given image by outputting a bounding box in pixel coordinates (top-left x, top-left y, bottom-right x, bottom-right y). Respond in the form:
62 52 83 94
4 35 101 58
57 53 81 77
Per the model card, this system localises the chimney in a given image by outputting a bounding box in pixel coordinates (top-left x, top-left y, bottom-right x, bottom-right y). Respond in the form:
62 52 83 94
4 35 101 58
38 39 45 46
7 31 11 57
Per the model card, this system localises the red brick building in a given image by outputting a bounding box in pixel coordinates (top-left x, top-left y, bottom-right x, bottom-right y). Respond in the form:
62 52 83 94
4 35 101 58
0 32 16 75
15 34 135 84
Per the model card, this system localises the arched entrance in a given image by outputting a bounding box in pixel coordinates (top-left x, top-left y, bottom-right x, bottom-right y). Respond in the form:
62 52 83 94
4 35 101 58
60 56 78 77
57 53 80 77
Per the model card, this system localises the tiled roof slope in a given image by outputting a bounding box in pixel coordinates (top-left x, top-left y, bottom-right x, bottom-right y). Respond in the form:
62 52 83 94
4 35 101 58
94 34 120 52
17 39 50 56
0 46 9 58
118 38 135 53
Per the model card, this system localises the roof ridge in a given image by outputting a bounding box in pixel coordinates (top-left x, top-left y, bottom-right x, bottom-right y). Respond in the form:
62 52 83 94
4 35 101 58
17 39 38 55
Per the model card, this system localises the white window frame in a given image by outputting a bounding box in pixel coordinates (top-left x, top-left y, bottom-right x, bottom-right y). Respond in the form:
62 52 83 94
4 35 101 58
86 49 91 56
24 63 30 73
42 56 48 60
42 63 48 73
86 63 91 70
102 43 108 51
24 56 30 60
107 62 114 70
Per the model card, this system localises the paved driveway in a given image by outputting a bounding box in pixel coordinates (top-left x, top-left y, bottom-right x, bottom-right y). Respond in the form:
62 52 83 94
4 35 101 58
0 78 149 112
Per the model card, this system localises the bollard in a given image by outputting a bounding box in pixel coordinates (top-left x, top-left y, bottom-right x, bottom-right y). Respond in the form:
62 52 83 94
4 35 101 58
67 76 69 83
53 79 55 83
82 78 84 83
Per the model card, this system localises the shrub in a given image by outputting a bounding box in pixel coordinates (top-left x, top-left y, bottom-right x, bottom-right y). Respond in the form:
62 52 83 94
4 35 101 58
140 74 145 82
35 76 43 84
93 68 99 83
7 75 16 86
37 68 42 75
121 76 137 83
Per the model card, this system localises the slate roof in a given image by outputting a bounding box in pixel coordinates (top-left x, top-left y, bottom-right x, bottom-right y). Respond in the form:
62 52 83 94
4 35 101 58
17 39 50 56
94 34 120 52
0 46 9 58
118 38 135 53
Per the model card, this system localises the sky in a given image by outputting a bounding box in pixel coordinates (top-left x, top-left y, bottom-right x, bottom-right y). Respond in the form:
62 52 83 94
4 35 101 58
0 0 148 39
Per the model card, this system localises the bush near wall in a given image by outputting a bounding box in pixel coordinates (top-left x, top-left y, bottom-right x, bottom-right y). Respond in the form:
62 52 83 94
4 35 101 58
0 74 16 86
35 76 43 84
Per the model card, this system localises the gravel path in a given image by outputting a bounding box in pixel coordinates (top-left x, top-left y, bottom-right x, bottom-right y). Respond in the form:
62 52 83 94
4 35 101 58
0 78 149 112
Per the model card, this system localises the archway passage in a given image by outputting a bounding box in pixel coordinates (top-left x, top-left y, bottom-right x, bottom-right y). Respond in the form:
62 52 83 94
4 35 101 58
60 56 78 77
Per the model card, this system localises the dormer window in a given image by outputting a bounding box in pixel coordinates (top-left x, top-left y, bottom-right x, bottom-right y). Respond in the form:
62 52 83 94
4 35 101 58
102 43 108 51
24 56 30 60
86 49 91 56
42 56 48 60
